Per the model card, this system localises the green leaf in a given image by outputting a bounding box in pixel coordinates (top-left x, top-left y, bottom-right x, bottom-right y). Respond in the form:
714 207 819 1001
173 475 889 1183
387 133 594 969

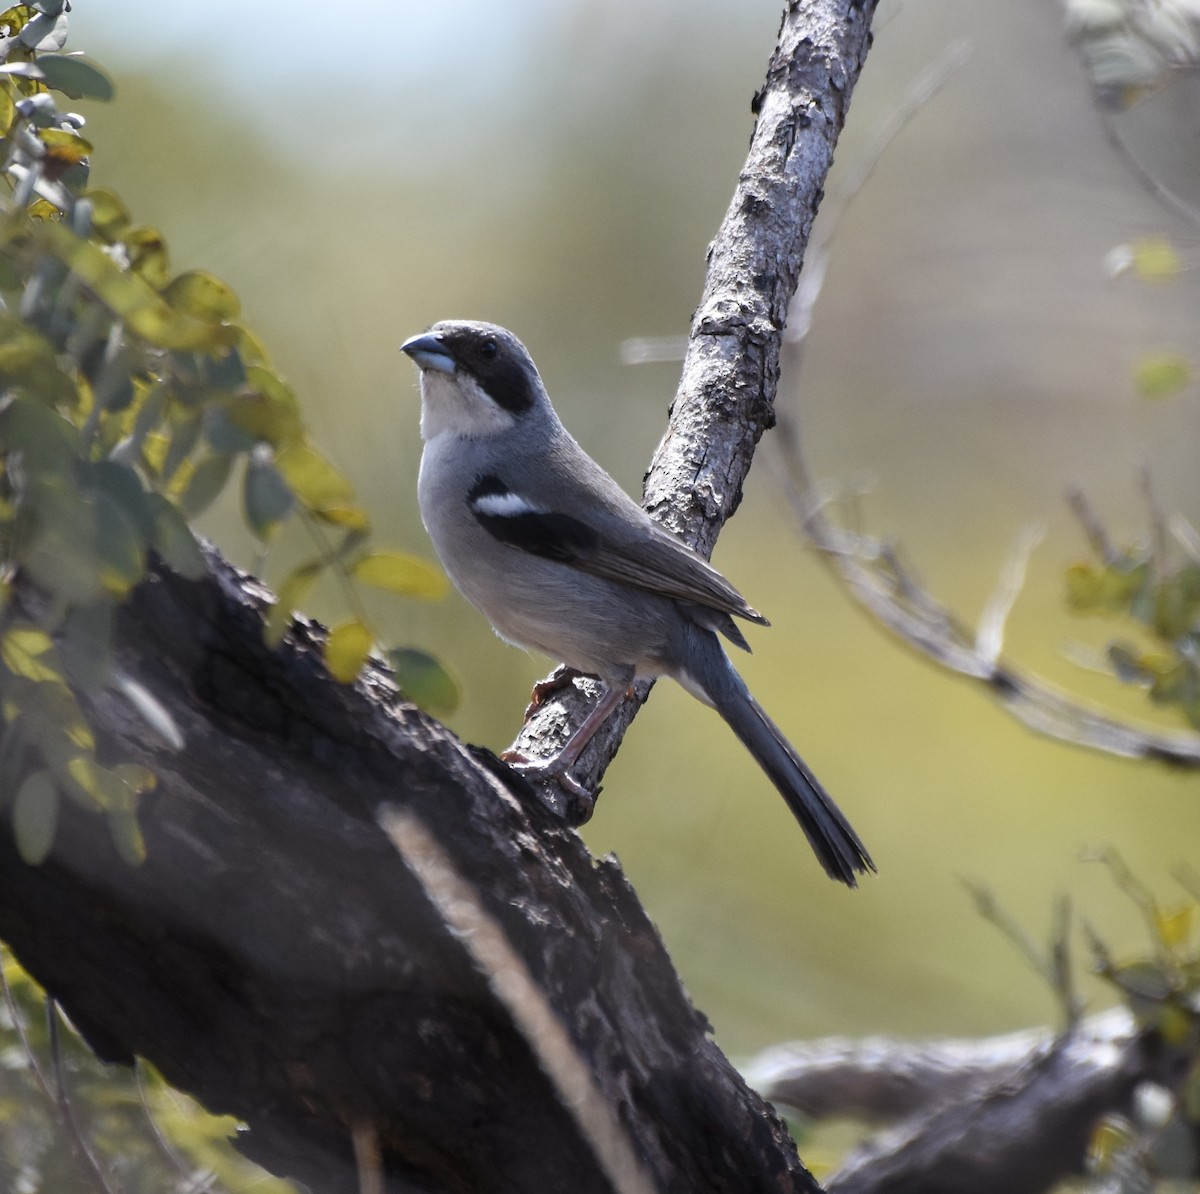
162 270 240 322
264 559 323 647
242 451 294 540
159 409 203 483
35 53 115 101
88 460 156 544
124 225 170 289
351 551 448 599
59 599 113 692
274 438 354 510
94 487 147 596
1135 353 1191 401
12 771 57 864
35 221 235 351
179 452 233 519
229 366 302 445
0 394 80 470
324 618 373 683
0 312 81 408
82 186 131 242
147 492 207 579
387 647 460 716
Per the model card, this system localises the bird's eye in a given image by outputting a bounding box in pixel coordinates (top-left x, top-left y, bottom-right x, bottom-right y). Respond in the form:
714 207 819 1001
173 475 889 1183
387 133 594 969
479 339 499 360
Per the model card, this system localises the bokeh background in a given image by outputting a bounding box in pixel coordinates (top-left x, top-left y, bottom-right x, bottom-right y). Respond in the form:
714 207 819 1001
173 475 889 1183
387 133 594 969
66 0 1200 1073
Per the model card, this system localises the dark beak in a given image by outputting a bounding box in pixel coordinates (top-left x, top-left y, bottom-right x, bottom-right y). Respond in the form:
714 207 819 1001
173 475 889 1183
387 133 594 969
400 332 456 374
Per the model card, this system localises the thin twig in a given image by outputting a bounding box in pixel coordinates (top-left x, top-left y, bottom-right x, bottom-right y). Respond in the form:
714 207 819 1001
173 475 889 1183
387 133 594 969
134 1061 219 1194
46 997 125 1194
1098 105 1200 232
1066 486 1118 563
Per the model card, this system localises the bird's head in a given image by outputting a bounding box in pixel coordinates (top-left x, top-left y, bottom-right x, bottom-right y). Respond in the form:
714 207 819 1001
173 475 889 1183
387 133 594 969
401 320 547 441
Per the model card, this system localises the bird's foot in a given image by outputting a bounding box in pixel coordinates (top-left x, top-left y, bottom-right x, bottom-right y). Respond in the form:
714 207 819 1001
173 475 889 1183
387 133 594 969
500 749 591 801
522 667 584 720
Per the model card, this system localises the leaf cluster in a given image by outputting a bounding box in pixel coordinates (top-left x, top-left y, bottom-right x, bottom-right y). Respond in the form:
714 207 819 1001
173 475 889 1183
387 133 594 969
0 5 455 866
1065 545 1200 730
1083 854 1200 1190
0 948 299 1194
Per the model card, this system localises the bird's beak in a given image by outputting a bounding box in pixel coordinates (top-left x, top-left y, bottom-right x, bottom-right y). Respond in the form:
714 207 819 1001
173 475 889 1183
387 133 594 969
400 332 456 375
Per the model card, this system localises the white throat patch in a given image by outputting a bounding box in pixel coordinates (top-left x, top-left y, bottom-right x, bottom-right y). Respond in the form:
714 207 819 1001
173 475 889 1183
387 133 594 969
419 370 517 442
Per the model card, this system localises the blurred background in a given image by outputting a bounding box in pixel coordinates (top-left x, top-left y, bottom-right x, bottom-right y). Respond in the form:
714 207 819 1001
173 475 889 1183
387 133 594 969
65 0 1200 1071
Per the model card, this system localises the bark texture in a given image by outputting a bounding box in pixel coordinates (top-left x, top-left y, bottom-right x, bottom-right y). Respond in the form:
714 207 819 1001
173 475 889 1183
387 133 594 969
0 1 881 1191
508 0 880 800
0 551 817 1193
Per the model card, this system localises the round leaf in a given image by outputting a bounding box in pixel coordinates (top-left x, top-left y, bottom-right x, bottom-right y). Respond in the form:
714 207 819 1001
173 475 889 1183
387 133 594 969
162 270 240 322
12 771 58 865
324 618 373 684
179 452 233 519
243 452 294 540
351 551 448 599
35 54 115 101
274 438 355 510
387 647 460 716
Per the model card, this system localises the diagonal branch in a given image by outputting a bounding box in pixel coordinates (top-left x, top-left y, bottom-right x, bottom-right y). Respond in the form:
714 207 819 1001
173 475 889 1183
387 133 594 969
509 0 882 811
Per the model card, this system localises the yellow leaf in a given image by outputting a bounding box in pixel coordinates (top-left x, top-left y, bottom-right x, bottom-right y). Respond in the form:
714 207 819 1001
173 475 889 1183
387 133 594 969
162 270 241 322
1156 903 1194 951
274 438 355 510
351 551 448 599
34 221 235 351
313 504 370 531
1 626 60 683
1131 236 1181 281
264 559 324 647
1135 353 1191 401
324 618 373 684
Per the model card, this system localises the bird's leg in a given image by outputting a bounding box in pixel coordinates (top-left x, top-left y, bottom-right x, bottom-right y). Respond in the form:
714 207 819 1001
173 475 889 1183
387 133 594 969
522 666 584 721
502 680 629 797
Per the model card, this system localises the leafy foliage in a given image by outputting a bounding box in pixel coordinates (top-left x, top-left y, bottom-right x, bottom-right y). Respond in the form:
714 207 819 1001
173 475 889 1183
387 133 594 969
1065 0 1200 108
1082 854 1200 1191
0 4 456 869
1065 535 1200 729
0 948 299 1194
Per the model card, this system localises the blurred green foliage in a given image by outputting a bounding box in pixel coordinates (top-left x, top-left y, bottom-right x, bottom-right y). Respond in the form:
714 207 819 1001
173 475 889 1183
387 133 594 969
0 947 298 1194
0 2 457 869
1066 538 1200 729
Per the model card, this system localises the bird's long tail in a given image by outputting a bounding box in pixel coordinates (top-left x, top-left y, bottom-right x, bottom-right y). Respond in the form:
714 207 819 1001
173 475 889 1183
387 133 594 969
684 630 875 886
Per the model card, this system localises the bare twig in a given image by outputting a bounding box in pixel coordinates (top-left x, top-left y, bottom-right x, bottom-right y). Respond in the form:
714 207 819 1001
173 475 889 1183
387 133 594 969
1067 486 1118 564
975 520 1046 668
46 997 124 1194
1097 106 1200 233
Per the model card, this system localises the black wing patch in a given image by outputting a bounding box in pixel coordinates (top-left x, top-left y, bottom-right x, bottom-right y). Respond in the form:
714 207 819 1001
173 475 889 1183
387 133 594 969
468 474 600 564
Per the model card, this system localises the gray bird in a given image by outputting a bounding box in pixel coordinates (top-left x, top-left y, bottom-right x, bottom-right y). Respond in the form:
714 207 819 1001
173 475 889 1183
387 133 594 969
401 320 874 885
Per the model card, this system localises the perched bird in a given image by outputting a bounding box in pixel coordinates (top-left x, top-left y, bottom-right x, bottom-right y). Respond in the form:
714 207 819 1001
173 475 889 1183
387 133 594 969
401 320 874 885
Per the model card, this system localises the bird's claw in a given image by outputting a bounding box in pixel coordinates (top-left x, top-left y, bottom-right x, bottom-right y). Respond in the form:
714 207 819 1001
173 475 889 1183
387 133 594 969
522 667 583 720
500 749 591 800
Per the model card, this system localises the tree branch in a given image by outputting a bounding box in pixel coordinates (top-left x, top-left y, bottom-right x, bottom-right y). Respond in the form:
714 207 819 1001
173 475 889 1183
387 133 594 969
746 1007 1185 1194
508 0 881 809
0 2 885 1190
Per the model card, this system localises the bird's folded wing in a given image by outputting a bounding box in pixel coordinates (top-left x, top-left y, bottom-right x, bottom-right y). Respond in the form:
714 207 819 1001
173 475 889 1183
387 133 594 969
579 524 768 626
469 479 766 625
